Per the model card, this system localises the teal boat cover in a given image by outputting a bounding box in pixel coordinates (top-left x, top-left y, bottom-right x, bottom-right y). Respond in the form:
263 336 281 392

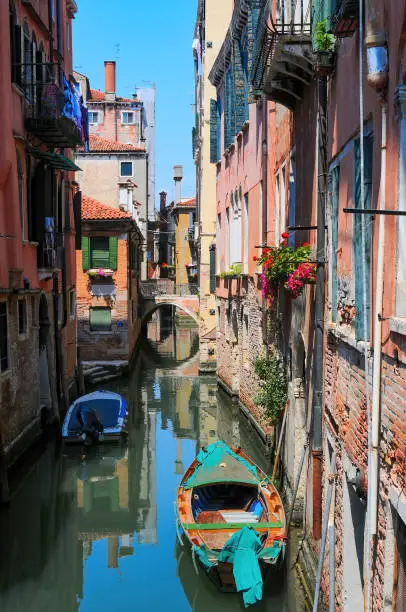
183 440 261 489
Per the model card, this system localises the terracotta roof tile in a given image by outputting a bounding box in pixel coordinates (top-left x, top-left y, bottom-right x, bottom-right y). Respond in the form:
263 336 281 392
82 195 132 221
89 89 136 103
176 197 196 208
81 134 145 153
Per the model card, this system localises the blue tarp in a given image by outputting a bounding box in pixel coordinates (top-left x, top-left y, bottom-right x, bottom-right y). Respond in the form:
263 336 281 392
183 440 261 489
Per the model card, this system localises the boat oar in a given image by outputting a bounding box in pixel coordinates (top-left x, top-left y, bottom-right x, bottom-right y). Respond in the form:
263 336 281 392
271 401 289 482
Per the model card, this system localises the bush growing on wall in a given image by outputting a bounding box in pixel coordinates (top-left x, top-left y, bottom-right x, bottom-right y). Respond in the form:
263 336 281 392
254 350 288 424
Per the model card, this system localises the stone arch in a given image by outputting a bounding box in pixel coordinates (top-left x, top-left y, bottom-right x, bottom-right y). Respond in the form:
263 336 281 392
141 302 200 327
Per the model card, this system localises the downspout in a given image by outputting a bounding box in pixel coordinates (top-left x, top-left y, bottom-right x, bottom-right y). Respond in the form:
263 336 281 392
261 96 268 346
364 2 388 610
312 75 328 541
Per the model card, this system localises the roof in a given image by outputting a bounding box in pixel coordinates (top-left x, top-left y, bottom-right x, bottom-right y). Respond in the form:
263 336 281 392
174 197 196 209
80 134 145 153
89 89 138 103
82 195 133 221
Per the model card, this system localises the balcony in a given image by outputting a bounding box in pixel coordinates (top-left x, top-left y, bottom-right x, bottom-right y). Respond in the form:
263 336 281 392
187 227 196 243
251 0 313 108
37 231 64 278
331 0 358 38
18 63 85 147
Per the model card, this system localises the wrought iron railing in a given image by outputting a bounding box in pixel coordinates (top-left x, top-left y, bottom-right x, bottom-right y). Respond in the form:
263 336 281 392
331 0 359 37
37 231 64 270
140 279 175 297
251 0 312 91
16 62 84 146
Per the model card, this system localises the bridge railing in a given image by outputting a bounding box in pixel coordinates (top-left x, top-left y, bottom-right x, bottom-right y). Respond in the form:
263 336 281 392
140 280 199 298
140 279 175 297
175 284 199 296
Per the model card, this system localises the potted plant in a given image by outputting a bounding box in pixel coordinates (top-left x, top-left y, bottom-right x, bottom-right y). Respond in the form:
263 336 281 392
88 268 114 280
219 263 242 279
314 20 336 75
255 234 316 306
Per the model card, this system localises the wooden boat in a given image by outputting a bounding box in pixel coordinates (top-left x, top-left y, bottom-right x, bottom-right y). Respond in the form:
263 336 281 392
176 441 287 606
62 390 127 445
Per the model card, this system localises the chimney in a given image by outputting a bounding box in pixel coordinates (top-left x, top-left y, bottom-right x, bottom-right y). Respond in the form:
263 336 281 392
159 191 167 212
173 165 183 205
104 61 116 101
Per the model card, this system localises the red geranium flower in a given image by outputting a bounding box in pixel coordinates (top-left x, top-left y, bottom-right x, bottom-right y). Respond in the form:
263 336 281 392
281 232 289 239
253 256 258 262
161 262 168 268
281 239 287 246
302 242 311 248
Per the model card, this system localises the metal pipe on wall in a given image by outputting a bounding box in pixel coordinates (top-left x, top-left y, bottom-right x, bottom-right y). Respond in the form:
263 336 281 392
312 74 328 541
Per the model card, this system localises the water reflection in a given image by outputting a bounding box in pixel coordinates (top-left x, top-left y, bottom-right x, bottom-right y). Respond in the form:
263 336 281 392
0 318 305 612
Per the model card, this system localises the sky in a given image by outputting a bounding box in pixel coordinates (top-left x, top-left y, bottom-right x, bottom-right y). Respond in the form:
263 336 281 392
73 0 197 209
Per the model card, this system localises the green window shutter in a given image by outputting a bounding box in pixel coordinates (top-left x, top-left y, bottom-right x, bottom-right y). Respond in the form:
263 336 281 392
109 237 118 270
82 236 90 271
353 134 373 340
209 246 216 293
90 307 111 331
329 166 340 322
210 99 218 163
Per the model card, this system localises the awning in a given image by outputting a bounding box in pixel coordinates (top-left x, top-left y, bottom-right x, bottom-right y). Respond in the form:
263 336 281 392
28 147 82 171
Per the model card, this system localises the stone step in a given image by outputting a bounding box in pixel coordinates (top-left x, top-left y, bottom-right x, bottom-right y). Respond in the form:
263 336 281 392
87 373 121 385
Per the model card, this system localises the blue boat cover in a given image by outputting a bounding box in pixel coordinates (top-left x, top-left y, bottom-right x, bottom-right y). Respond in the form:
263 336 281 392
183 441 261 489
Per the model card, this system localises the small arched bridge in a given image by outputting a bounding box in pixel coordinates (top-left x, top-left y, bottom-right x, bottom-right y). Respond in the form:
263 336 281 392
140 280 200 325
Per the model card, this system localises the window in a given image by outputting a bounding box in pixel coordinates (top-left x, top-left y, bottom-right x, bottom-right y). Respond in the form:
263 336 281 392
329 165 340 322
275 166 286 243
230 190 242 266
16 150 24 240
90 237 110 268
225 208 230 270
69 290 76 319
122 112 135 125
120 162 133 177
0 302 9 372
88 111 99 125
243 193 249 274
18 299 27 335
288 154 296 248
353 133 373 340
209 245 216 293
90 307 112 332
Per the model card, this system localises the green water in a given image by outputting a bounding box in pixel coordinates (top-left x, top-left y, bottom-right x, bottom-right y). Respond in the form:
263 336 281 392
0 318 306 611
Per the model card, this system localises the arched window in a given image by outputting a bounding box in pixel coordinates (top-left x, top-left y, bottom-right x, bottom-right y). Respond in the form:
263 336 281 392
16 150 25 239
9 2 22 86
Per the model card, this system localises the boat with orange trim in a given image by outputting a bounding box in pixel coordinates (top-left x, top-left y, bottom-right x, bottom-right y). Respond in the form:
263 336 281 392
176 441 287 606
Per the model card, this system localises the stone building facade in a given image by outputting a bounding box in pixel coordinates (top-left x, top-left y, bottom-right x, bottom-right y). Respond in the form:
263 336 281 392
0 0 84 495
210 0 406 608
76 195 143 365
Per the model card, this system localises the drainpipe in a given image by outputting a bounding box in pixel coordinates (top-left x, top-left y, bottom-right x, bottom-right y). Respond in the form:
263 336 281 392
312 75 328 541
261 96 269 346
364 3 388 609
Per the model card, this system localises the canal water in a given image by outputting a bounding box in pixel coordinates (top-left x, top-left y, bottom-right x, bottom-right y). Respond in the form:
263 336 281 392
0 313 306 612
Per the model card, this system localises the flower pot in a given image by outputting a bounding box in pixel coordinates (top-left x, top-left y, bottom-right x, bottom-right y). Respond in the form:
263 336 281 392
315 51 335 75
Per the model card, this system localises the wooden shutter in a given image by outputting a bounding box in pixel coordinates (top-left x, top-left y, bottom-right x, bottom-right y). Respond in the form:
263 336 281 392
90 307 111 331
330 165 340 322
353 134 373 340
109 237 118 270
82 236 90 271
73 192 82 250
209 246 216 294
210 99 218 163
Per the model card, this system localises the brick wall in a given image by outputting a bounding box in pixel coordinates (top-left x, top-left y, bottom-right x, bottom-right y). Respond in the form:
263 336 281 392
323 328 406 609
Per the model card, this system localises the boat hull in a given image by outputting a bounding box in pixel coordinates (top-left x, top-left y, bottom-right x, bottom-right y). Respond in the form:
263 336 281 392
62 391 127 446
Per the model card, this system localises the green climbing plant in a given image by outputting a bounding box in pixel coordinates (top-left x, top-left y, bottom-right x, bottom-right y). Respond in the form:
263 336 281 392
254 351 288 425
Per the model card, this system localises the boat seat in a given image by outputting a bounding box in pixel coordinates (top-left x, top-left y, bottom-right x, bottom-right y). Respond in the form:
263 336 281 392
220 510 259 524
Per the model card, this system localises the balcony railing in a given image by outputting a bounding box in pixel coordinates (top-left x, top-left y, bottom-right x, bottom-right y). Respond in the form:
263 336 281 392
332 0 359 37
37 231 64 271
251 0 313 105
17 62 85 147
